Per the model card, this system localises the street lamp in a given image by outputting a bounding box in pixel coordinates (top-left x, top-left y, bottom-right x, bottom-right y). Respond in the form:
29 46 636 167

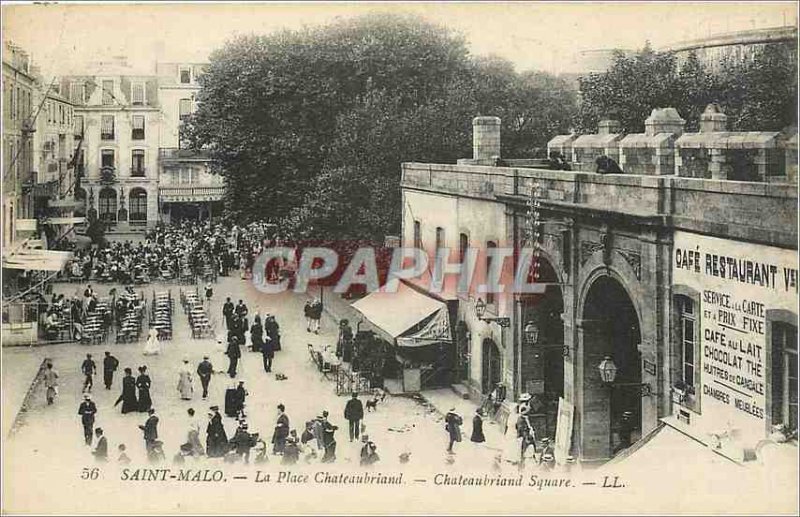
524 320 569 356
474 297 510 327
597 356 651 396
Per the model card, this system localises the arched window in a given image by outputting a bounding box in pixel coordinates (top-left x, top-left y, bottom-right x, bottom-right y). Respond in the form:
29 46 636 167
129 188 148 224
98 188 117 222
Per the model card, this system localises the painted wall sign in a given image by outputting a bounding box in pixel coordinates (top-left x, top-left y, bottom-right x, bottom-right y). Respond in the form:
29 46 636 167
673 231 798 444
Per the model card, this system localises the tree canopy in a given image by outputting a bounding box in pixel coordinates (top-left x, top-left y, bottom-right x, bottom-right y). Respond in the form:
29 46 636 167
185 13 577 239
575 42 797 134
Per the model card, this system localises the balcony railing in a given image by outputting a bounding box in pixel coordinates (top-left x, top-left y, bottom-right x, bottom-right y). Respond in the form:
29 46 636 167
158 148 209 161
130 168 147 178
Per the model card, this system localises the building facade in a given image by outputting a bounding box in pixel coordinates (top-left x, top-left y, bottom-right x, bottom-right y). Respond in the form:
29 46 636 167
401 116 798 464
2 41 36 249
156 62 222 223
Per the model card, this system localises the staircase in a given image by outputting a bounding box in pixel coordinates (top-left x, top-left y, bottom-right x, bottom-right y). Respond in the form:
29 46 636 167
450 382 471 400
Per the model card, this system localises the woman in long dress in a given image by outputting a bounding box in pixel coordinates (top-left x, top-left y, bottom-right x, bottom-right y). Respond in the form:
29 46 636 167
177 359 194 400
502 402 522 467
136 366 153 412
114 367 138 414
143 328 161 356
206 408 228 458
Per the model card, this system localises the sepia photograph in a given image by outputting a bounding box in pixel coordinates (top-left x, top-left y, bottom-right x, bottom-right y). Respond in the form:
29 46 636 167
1 1 798 514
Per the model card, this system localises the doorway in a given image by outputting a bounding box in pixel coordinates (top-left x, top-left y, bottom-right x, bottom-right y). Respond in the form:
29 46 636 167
481 338 502 394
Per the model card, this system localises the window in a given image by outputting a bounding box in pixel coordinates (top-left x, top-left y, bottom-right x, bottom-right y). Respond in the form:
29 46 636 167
459 233 469 262
74 115 84 136
101 149 115 168
413 221 421 249
131 83 144 105
179 98 192 120
678 296 697 394
70 81 84 104
101 115 115 140
486 241 497 305
131 150 145 177
129 189 147 223
102 80 114 105
179 66 191 84
435 227 445 253
98 188 117 222
772 322 798 432
131 115 145 140
174 167 198 184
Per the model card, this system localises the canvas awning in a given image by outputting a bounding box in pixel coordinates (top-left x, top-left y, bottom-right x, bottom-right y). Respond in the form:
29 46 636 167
2 241 73 272
352 281 451 347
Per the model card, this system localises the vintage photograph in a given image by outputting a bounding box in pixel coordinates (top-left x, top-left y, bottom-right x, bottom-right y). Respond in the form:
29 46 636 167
1 1 798 515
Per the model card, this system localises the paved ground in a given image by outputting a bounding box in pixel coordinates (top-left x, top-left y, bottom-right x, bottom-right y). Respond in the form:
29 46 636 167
3 274 795 515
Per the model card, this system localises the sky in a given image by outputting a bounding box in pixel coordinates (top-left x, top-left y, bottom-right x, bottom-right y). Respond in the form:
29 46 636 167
2 1 798 78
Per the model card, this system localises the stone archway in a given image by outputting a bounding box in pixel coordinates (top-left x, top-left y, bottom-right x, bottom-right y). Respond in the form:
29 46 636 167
579 274 642 461
481 338 502 395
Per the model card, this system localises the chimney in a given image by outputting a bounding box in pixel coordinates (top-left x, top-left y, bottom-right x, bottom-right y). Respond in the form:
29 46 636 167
699 103 727 132
473 116 501 161
598 119 621 135
645 108 686 136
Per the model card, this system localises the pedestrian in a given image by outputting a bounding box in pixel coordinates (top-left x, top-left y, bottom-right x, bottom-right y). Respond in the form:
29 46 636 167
225 335 241 378
282 434 300 465
517 404 537 464
303 300 313 332
117 444 131 465
250 316 263 353
444 408 463 454
139 408 159 457
197 356 213 399
471 408 486 443
114 367 138 414
321 410 338 463
92 427 108 462
222 297 234 329
338 319 354 361
233 380 248 419
206 406 228 458
502 402 522 466
43 362 59 405
310 298 323 334
136 366 153 412
185 408 205 456
177 358 194 401
230 421 255 463
103 351 119 390
264 314 281 351
143 328 161 356
81 354 96 393
271 403 289 455
235 299 248 324
260 334 274 373
360 440 380 467
313 414 325 450
78 393 97 446
344 392 364 442
204 283 213 305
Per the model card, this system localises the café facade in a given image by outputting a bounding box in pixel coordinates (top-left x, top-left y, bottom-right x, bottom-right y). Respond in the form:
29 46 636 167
398 115 797 465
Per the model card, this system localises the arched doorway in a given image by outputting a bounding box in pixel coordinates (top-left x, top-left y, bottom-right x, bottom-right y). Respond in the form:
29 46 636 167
481 338 502 394
581 275 642 460
520 257 564 436
129 188 148 225
98 187 117 223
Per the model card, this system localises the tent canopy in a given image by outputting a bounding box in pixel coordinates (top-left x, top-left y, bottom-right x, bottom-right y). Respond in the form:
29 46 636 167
352 281 451 347
2 241 73 272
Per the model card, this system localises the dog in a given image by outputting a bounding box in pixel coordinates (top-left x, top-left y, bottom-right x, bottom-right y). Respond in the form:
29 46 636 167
366 388 386 412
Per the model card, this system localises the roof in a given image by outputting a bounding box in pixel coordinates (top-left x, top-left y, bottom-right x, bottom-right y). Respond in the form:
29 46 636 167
675 131 781 149
573 133 624 148
352 281 447 340
620 132 676 149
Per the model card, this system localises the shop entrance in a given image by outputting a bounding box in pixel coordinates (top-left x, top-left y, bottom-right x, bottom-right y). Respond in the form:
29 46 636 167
581 275 642 460
481 338 502 394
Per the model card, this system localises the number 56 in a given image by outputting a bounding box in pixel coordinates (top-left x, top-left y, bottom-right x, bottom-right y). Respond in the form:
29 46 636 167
81 467 100 480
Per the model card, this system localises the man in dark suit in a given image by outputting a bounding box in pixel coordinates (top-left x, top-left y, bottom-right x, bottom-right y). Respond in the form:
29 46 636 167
103 351 119 390
343 393 364 442
139 408 159 455
78 394 97 446
81 354 97 393
92 427 108 462
222 297 234 330
197 356 214 399
226 336 242 378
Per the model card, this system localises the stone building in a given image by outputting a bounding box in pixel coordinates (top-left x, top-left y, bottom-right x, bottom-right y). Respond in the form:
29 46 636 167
2 41 36 249
61 58 161 234
401 115 797 465
155 62 223 223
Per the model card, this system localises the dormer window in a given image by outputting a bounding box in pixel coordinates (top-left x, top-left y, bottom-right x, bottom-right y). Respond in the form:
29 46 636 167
131 82 145 105
179 66 191 84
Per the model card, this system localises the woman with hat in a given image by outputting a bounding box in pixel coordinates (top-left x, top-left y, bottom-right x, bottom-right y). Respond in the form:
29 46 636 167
206 406 228 458
177 358 194 401
444 408 463 454
502 402 522 465
470 408 486 443
136 366 153 413
114 367 138 414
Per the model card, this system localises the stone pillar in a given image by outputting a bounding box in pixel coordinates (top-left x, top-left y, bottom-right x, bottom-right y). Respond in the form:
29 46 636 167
654 143 676 175
645 108 685 137
755 148 768 182
709 149 728 180
598 119 621 135
473 116 501 161
699 103 727 133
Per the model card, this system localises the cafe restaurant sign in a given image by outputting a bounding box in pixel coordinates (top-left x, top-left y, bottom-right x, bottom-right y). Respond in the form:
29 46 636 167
673 231 798 443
